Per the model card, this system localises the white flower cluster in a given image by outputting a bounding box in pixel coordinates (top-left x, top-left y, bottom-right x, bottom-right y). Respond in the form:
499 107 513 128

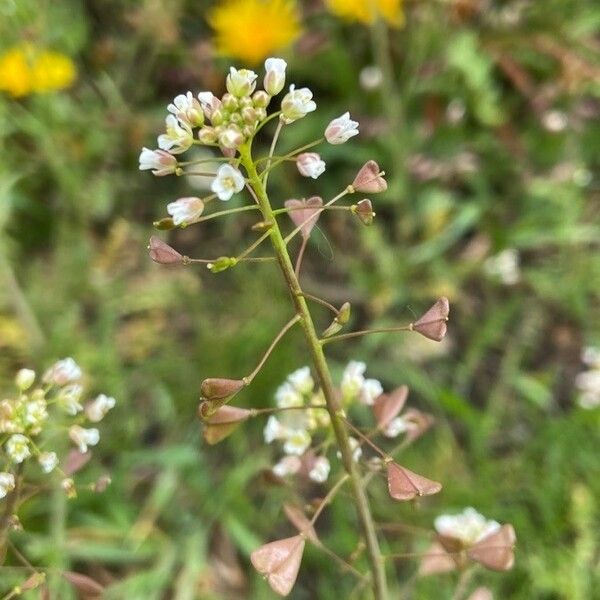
434 507 501 546
0 359 115 500
341 360 383 406
140 57 361 222
576 347 600 409
484 248 520 285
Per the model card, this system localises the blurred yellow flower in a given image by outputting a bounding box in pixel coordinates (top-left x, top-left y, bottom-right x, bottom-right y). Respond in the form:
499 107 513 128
0 45 76 98
208 0 301 65
326 0 405 27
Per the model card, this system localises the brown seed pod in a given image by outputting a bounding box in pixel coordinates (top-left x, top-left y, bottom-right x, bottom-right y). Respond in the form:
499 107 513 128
467 524 516 571
283 504 319 544
373 385 409 431
412 297 450 342
148 236 183 265
352 160 387 193
418 541 457 576
200 378 245 400
284 197 323 239
387 462 442 501
202 405 252 444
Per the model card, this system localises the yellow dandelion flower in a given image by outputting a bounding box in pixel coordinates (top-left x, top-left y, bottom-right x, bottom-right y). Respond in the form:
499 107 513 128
326 0 405 28
0 45 76 98
208 0 301 65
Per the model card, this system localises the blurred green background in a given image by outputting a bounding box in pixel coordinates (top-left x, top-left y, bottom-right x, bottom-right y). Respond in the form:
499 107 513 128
0 0 599 598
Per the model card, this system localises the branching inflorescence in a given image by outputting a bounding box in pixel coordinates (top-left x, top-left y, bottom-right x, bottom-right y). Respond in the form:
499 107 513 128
141 59 515 599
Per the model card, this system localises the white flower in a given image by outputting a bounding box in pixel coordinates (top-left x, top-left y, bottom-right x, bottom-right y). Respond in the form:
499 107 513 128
167 196 205 226
6 434 31 463
325 112 359 144
167 91 204 127
484 249 520 285
210 164 245 201
157 115 193 154
276 382 303 408
264 58 287 96
281 85 317 124
337 436 362 462
38 451 58 473
86 394 116 423
309 457 330 483
0 472 15 498
434 508 501 546
264 416 285 444
59 384 83 416
283 429 311 456
226 67 258 97
296 153 326 179
138 147 178 176
272 455 301 478
43 358 82 386
582 347 600 368
15 368 35 391
360 378 383 406
219 127 244 149
341 361 366 400
69 425 100 454
359 66 383 91
197 92 222 120
287 367 314 395
383 417 411 438
576 368 600 409
24 397 48 427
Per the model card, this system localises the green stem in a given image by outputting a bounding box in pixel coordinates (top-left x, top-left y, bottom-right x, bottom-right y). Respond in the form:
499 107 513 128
321 324 413 345
239 142 388 600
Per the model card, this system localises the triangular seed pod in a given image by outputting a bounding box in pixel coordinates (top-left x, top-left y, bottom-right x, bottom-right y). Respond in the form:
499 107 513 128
251 535 305 597
353 199 375 225
200 378 245 401
284 197 323 239
373 385 409 430
202 405 252 445
283 504 319 544
412 297 450 342
148 236 183 265
387 462 442 501
418 541 457 576
467 524 516 571
351 161 387 193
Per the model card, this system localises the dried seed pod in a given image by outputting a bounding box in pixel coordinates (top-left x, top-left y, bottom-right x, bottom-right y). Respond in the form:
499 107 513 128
373 385 408 431
148 236 183 265
283 504 319 544
418 541 457 576
387 462 442 501
251 535 305 597
412 297 450 342
284 197 323 239
467 524 516 571
200 378 246 401
351 161 387 193
202 405 252 444
352 199 375 225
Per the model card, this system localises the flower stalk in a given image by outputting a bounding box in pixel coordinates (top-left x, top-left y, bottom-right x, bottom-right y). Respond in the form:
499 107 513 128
239 141 389 600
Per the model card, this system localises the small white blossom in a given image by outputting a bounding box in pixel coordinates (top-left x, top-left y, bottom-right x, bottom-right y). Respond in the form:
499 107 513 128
341 361 366 400
59 384 84 416
138 147 178 176
158 115 193 154
281 85 317 124
272 455 301 478
325 112 359 144
219 127 244 149
337 436 362 462
434 508 501 546
85 394 116 423
210 164 245 201
360 378 383 406
287 367 314 395
359 66 383 91
383 417 411 438
484 249 520 285
167 196 205 226
309 456 331 483
69 425 100 454
167 91 204 127
38 451 58 473
24 397 48 428
15 368 35 391
43 358 82 386
6 434 31 464
276 382 303 408
264 58 287 96
283 429 311 456
226 67 258 97
296 153 326 179
264 416 285 443
0 472 15 498
197 92 222 120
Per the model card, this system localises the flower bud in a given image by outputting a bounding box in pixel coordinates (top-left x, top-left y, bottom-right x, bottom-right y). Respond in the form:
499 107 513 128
211 109 225 126
253 90 271 108
229 112 243 125
219 127 244 149
251 220 273 232
15 368 35 391
61 477 77 499
226 67 258 97
201 377 246 401
337 302 351 324
153 217 175 230
241 106 258 124
167 91 204 127
139 147 178 176
351 160 387 193
221 93 238 112
147 236 183 265
239 96 253 108
263 57 287 96
198 126 218 144
352 199 375 225
325 112 359 144
198 91 221 120
281 85 317 124
207 256 238 273
167 196 205 226
296 152 326 179
242 125 256 138
255 107 267 121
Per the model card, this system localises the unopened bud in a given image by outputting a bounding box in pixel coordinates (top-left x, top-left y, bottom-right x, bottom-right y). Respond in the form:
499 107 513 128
337 302 351 324
211 109 224 126
198 126 218 144
264 58 287 96
241 106 258 124
229 112 243 125
255 107 267 121
61 478 77 499
251 220 273 232
321 320 343 338
219 128 244 149
222 93 238 112
242 125 256 138
15 368 35 391
252 90 271 108
207 256 238 273
226 67 258 97
153 217 175 231
200 378 246 401
148 236 183 265
352 199 375 225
